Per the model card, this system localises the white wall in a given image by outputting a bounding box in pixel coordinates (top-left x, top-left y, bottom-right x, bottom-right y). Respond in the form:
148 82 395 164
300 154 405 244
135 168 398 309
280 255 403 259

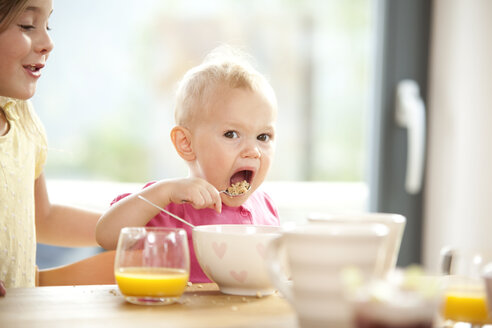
423 0 492 272
47 179 368 224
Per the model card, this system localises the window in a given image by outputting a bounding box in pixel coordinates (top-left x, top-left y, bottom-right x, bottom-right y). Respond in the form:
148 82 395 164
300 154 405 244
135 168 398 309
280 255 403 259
34 0 373 184
34 0 376 268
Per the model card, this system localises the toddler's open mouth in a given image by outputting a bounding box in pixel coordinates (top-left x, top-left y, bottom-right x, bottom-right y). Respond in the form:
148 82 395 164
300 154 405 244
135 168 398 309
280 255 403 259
226 180 250 196
226 170 253 196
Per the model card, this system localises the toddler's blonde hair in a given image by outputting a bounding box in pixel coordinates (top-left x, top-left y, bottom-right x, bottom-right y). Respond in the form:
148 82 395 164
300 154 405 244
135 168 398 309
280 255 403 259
174 45 277 128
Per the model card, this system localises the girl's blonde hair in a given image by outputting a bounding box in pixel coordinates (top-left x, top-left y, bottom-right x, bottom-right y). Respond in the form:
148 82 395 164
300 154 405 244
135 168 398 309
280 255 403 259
0 0 29 33
174 45 277 128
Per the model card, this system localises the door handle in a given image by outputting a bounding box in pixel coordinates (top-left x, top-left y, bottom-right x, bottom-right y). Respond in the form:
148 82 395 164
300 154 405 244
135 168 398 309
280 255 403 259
395 80 426 194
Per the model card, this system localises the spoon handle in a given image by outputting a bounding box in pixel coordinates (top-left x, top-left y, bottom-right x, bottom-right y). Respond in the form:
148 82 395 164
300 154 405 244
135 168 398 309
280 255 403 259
138 195 196 228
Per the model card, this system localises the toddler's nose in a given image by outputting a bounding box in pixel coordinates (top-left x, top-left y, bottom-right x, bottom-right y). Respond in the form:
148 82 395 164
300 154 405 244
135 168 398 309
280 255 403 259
241 140 261 159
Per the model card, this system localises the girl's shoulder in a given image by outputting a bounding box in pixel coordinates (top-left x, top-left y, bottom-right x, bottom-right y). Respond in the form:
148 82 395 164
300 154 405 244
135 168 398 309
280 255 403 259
0 97 46 140
0 97 48 178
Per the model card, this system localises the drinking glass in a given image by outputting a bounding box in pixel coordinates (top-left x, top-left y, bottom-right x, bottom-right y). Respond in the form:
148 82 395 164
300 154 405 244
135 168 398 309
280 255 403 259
440 247 492 327
114 227 190 305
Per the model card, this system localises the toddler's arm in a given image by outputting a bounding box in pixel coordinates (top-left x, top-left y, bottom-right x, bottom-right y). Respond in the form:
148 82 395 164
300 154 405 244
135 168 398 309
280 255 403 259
95 177 222 250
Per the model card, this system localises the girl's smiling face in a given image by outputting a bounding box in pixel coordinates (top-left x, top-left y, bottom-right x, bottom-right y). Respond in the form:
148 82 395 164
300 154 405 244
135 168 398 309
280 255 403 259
189 86 277 207
0 0 54 100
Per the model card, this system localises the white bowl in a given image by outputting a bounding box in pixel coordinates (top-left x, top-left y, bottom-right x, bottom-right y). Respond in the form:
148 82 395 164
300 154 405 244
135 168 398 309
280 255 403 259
308 212 406 278
192 224 281 296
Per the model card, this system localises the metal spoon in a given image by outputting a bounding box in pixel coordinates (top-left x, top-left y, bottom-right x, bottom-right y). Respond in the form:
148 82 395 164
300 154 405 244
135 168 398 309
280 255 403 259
138 183 251 227
138 195 196 228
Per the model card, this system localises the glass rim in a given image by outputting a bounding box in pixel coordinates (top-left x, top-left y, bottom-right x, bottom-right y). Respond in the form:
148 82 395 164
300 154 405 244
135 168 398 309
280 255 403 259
121 226 186 234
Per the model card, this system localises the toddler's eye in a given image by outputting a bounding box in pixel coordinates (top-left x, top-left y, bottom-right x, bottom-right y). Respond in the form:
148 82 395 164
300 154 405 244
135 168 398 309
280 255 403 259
224 131 238 139
257 134 271 142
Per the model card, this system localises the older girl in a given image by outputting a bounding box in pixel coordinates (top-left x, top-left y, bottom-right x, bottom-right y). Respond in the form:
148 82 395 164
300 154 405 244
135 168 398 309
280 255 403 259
0 0 102 294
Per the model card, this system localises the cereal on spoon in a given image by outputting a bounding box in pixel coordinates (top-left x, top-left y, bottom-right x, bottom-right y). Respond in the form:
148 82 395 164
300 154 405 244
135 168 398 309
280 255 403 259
226 180 250 196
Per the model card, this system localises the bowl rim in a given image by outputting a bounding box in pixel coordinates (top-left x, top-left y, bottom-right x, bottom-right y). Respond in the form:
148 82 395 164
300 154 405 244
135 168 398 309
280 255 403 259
192 224 281 236
308 212 406 224
282 222 389 238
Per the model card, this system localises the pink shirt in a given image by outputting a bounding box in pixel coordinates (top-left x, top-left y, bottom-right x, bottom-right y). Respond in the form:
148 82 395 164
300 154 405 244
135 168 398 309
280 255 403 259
111 182 280 282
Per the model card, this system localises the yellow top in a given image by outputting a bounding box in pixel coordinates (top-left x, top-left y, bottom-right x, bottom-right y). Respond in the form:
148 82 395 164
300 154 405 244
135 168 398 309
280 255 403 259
0 97 47 288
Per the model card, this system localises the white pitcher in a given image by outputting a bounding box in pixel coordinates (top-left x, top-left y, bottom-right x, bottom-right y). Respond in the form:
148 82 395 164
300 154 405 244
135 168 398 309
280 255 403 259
266 222 388 328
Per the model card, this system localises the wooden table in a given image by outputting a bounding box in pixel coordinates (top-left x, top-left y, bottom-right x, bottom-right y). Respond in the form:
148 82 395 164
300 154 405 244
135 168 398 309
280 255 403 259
0 283 297 328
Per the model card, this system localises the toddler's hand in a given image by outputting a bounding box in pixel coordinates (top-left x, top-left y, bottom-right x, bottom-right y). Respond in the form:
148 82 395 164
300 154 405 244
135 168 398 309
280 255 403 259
167 178 222 213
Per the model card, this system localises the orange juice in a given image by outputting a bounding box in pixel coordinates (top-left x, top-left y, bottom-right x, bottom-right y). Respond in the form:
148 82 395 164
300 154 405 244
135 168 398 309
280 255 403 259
115 267 189 297
442 287 492 325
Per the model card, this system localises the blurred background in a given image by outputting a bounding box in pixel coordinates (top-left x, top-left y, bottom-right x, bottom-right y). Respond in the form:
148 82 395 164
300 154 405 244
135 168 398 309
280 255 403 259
34 0 374 268
33 0 492 275
35 0 373 183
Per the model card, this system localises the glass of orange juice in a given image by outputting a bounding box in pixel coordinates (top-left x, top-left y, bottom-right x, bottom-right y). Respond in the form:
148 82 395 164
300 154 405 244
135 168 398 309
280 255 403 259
441 276 491 326
114 227 190 305
440 248 492 326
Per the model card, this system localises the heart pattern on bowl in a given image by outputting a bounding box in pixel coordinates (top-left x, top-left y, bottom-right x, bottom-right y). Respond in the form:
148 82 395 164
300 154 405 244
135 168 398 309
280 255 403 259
256 243 266 259
212 242 227 259
192 225 282 296
230 270 248 283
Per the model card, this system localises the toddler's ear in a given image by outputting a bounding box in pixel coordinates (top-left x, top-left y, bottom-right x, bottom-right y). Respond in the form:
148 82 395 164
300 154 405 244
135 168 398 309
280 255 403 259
170 126 196 161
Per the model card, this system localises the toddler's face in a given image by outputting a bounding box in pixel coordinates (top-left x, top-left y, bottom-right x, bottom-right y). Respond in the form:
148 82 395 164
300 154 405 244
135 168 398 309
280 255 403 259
190 86 277 207
0 0 53 100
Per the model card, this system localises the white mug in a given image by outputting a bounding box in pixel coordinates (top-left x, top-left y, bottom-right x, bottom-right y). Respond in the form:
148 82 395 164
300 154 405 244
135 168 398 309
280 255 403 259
308 212 406 278
266 223 388 328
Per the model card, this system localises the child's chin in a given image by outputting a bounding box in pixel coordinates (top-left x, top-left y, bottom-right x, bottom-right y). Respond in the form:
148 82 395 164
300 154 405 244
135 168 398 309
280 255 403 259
221 195 249 208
